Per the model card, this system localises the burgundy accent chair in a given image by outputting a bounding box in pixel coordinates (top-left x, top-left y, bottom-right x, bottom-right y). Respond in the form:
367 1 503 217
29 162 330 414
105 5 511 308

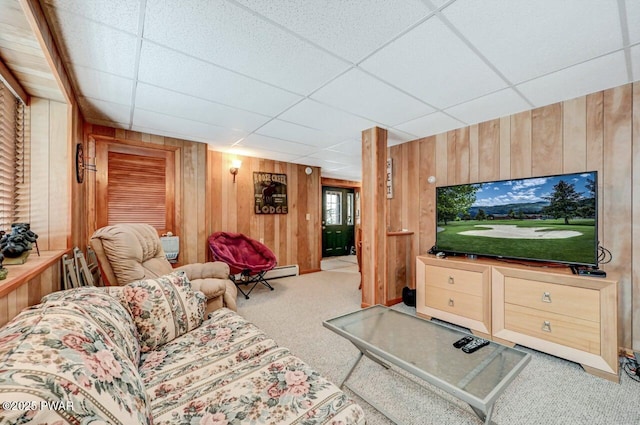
208 232 277 299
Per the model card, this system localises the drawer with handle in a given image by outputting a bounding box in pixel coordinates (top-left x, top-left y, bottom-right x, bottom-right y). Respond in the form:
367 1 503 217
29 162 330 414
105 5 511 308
424 264 483 296
504 303 600 354
424 285 483 321
504 277 599 322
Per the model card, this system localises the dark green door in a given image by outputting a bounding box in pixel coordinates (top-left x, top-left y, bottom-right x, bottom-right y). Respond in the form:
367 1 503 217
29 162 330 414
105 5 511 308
322 187 355 257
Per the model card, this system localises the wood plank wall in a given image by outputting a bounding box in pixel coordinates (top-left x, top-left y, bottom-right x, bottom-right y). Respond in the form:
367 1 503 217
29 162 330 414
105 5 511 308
27 97 70 250
206 150 322 273
83 124 208 266
79 126 323 273
386 82 638 350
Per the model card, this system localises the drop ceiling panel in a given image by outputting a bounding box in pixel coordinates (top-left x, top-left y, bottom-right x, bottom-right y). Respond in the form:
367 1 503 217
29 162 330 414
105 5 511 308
387 128 419 146
134 83 270 132
360 16 506 109
445 88 531 125
308 149 361 164
327 139 362 156
143 0 349 93
442 0 624 84
137 42 302 116
278 99 378 138
133 108 248 145
624 0 640 44
254 119 343 148
239 133 316 156
45 9 138 78
395 111 465 137
73 66 133 105
311 68 434 126
234 0 434 62
78 97 131 124
516 52 629 108
44 0 141 35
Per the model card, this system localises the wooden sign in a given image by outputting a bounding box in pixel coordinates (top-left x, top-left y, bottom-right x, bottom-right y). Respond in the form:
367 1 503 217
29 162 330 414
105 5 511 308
254 172 288 214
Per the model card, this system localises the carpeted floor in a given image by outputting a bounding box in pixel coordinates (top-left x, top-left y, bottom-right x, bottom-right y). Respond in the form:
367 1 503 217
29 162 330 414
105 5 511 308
236 264 640 425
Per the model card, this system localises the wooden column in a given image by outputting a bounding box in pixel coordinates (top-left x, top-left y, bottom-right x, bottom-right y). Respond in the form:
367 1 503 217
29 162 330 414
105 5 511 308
361 127 387 307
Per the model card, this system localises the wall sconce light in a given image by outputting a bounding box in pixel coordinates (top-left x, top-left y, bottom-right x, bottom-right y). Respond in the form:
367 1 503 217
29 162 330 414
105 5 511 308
230 159 242 183
427 175 437 184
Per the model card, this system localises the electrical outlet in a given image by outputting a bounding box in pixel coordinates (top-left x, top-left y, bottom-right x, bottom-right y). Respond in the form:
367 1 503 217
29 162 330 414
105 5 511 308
306 213 310 221
259 238 264 244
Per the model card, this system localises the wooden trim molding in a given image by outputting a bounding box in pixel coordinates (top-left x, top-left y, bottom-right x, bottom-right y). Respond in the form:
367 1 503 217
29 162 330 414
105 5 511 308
18 0 74 104
0 57 29 104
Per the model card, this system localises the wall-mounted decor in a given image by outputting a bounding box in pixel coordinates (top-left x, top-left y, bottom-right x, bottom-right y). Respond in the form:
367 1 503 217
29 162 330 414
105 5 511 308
254 172 288 214
386 158 393 199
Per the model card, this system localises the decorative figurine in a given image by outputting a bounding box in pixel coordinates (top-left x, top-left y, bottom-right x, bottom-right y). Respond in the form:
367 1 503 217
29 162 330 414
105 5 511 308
0 252 7 280
0 223 38 258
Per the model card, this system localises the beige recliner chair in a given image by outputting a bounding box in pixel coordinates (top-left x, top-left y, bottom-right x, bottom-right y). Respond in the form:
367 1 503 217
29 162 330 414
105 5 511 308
90 223 237 313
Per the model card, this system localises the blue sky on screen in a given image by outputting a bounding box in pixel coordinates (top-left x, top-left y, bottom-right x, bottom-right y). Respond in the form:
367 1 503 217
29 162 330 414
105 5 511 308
472 173 594 207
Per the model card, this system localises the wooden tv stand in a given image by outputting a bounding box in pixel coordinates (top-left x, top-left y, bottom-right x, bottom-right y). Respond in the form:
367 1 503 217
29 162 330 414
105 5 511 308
416 255 619 382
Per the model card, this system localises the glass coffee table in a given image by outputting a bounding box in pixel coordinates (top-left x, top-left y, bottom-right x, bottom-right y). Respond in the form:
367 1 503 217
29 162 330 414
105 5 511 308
323 305 531 424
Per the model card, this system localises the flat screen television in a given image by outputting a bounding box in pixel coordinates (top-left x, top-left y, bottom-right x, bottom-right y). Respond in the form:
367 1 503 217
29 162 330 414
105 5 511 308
435 171 598 267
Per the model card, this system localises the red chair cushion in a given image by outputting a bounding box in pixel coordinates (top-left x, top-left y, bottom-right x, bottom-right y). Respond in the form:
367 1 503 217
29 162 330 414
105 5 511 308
208 232 277 275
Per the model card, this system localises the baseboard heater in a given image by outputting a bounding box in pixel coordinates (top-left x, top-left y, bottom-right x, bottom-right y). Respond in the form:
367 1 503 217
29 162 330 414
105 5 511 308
263 264 299 280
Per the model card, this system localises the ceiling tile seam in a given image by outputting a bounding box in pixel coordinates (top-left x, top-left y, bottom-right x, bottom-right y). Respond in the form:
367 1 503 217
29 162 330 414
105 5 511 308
140 40 306 98
80 94 131 109
128 0 147 130
224 0 354 67
421 0 536 109
617 0 634 82
235 141 323 158
511 45 637 89
351 12 439 65
133 105 254 134
223 0 444 115
132 81 274 119
60 61 136 84
44 3 141 37
230 66 358 147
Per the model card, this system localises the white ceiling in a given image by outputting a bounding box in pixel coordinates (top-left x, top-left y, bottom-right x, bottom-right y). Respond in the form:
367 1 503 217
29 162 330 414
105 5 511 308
41 0 640 181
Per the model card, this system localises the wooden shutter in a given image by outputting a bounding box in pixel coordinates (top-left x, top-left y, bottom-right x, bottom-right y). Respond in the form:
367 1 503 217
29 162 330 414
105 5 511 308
96 141 176 234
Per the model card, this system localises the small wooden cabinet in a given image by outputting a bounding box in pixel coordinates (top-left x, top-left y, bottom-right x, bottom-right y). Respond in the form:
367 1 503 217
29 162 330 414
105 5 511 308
416 256 492 338
415 255 619 382
493 266 618 382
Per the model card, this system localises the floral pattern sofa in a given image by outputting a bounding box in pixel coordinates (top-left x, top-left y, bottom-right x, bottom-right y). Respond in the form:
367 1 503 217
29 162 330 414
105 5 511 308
0 271 365 424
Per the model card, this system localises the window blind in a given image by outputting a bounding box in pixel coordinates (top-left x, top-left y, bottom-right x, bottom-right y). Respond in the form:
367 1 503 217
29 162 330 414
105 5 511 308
0 81 28 230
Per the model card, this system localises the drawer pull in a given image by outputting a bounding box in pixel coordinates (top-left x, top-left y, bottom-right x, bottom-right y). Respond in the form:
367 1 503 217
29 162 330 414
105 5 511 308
542 292 552 303
448 276 454 284
448 298 454 307
542 321 552 332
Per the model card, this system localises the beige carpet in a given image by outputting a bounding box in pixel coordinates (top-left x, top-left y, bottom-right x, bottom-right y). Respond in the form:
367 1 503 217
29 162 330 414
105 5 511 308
235 267 640 425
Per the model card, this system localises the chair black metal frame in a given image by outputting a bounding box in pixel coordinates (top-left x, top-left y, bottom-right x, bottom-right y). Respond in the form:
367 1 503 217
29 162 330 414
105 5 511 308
231 268 275 299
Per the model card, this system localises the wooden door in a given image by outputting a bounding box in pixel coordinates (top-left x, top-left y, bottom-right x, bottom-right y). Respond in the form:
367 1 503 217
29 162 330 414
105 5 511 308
322 186 355 257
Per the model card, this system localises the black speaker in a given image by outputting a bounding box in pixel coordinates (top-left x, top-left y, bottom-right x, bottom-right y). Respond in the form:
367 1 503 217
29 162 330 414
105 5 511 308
402 287 416 307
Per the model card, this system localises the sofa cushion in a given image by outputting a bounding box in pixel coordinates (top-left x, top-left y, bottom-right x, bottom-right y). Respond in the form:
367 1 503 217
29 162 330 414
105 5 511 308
0 301 152 424
124 271 206 352
141 308 365 425
41 286 141 364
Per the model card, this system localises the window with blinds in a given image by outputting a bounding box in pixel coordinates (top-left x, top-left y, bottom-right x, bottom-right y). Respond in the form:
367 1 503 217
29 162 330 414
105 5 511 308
0 81 28 231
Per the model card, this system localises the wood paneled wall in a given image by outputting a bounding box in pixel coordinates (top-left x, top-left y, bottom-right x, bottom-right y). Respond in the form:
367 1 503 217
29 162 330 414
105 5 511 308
27 97 70 250
206 150 322 273
83 124 208 266
79 126 323 273
387 82 639 350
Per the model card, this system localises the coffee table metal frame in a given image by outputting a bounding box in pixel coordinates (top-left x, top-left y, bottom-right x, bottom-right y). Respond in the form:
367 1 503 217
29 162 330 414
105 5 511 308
323 305 531 425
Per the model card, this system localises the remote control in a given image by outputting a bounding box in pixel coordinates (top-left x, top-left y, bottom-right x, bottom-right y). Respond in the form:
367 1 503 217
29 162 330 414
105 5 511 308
461 338 490 354
453 336 474 348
